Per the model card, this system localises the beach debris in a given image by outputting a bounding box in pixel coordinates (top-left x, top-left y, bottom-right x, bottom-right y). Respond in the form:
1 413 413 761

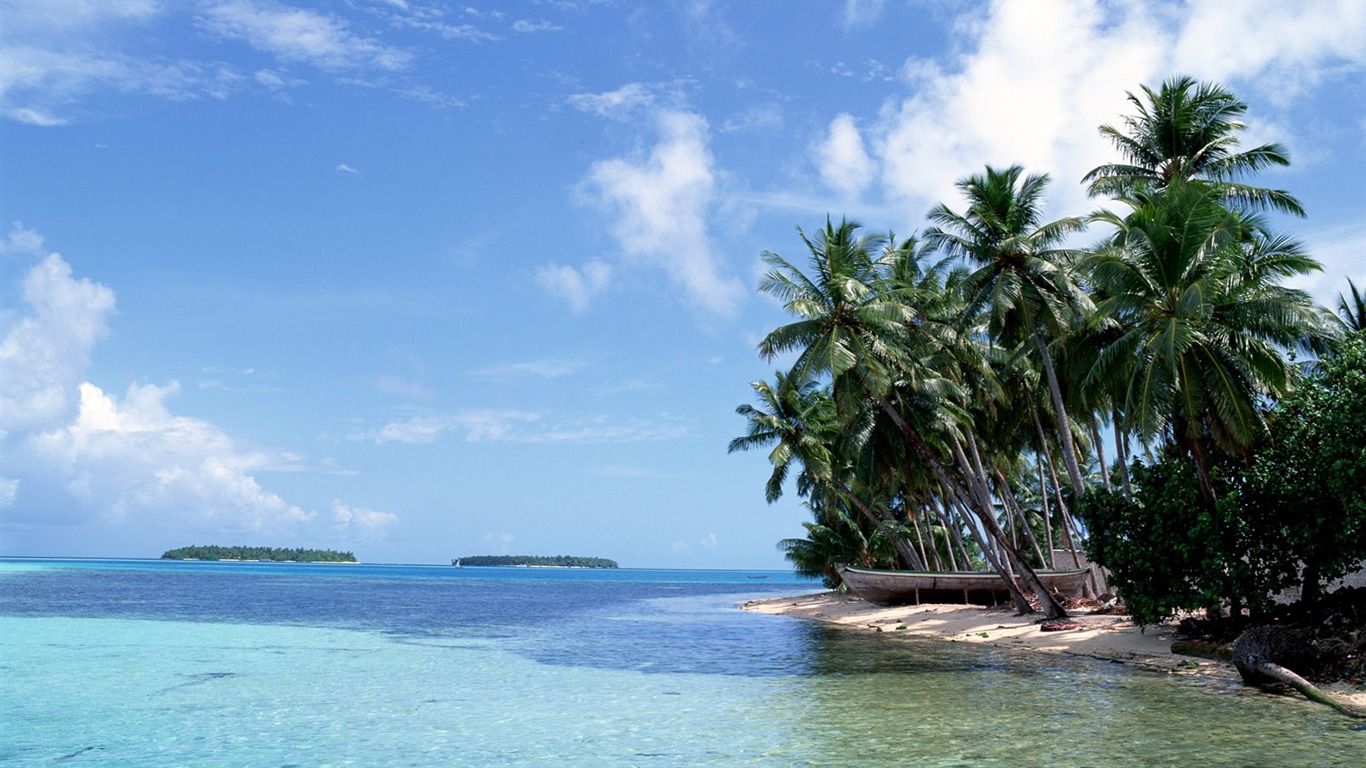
1233 625 1366 719
1041 621 1081 632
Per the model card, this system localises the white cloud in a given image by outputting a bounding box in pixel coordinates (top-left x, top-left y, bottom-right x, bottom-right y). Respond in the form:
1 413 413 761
865 0 1366 221
842 0 885 30
359 409 541 444
874 0 1164 220
0 46 238 126
29 381 315 532
0 221 47 256
720 103 783 134
357 409 692 445
335 163 361 175
567 82 655 118
0 227 332 539
0 0 161 33
471 359 586 379
369 415 455 444
817 113 875 200
0 236 115 436
331 498 398 540
512 19 560 34
1286 222 1366 309
535 260 612 311
198 0 412 72
1172 0 1366 99
584 110 745 316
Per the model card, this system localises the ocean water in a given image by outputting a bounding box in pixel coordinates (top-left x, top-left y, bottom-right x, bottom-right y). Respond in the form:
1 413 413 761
1 559 1361 767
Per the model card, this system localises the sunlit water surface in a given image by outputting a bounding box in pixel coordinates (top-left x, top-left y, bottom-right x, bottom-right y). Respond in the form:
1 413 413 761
1 559 1360 767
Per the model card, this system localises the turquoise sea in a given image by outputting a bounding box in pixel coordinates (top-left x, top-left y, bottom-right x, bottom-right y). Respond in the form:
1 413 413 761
1 558 1361 767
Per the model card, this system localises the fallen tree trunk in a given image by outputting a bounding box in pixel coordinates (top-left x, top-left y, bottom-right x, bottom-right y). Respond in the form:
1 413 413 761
1239 659 1366 719
1232 626 1366 719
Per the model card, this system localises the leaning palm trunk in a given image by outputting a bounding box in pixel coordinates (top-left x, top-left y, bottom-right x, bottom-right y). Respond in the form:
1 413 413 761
939 488 1030 612
1027 318 1087 497
924 424 1067 618
932 497 965 570
1036 459 1056 568
1028 402 1088 565
995 466 1049 568
941 469 1068 617
907 508 936 570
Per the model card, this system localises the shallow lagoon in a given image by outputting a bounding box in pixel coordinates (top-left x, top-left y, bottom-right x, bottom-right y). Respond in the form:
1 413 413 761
1 559 1360 766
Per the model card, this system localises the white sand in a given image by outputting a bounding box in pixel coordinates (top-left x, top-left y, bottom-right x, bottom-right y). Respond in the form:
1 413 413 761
743 591 1366 708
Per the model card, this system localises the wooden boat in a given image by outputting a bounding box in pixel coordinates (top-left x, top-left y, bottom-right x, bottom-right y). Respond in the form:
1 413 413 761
836 564 1091 606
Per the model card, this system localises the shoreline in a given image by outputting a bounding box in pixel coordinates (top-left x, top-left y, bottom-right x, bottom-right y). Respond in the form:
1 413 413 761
743 591 1366 707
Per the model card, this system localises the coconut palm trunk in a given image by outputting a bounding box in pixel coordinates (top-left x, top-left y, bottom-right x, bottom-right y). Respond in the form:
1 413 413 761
1028 319 1087 496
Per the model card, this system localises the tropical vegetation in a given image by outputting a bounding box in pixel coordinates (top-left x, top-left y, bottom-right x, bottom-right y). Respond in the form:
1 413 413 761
161 545 357 562
454 555 619 568
732 75 1361 623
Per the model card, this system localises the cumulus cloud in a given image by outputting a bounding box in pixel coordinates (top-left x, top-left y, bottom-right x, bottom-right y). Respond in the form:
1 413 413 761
197 0 412 72
0 227 362 543
1172 0 1366 98
28 381 314 531
863 0 1366 222
583 110 745 316
0 227 115 435
817 113 875 200
535 260 612 312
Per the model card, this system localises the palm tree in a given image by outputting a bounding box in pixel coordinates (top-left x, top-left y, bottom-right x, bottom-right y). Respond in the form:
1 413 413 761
1083 75 1305 216
780 508 892 588
1085 179 1330 501
1337 278 1366 332
925 165 1092 498
729 371 833 504
756 218 1069 617
729 371 926 569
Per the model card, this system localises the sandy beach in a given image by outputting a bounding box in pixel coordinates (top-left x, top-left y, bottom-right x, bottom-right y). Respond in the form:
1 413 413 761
744 591 1366 709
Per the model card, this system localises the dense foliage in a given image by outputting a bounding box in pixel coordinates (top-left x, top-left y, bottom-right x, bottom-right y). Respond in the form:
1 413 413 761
732 75 1348 621
161 545 356 562
453 555 619 568
1083 333 1366 625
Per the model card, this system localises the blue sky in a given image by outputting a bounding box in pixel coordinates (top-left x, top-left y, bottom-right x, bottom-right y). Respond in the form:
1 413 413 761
2 0 1363 568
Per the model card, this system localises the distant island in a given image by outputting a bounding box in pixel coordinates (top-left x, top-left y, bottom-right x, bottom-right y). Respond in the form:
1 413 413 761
453 555 618 569
161 545 357 563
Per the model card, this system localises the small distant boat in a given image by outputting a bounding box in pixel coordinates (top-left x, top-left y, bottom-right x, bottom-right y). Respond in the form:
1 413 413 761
745 575 771 580
836 565 1091 606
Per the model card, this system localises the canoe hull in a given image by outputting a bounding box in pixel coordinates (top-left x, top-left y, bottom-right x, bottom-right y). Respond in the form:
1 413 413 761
836 565 1091 606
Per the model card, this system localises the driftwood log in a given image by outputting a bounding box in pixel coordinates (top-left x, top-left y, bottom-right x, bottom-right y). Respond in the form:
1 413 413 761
1231 625 1366 719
